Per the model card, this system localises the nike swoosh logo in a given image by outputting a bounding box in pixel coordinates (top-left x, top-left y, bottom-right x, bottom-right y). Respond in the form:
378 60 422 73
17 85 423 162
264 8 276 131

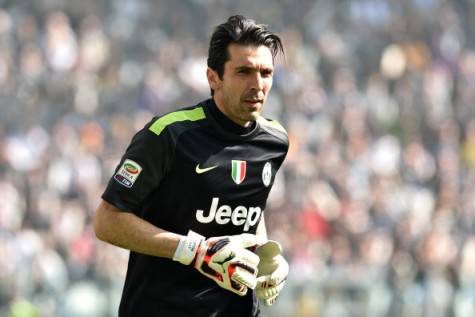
195 164 218 174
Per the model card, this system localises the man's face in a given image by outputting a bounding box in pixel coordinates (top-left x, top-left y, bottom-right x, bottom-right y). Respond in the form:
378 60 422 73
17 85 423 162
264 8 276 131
208 44 274 127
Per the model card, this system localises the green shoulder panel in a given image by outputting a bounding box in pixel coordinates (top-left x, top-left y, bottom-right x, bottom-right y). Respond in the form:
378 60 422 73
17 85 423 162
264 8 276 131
149 107 206 136
257 116 288 136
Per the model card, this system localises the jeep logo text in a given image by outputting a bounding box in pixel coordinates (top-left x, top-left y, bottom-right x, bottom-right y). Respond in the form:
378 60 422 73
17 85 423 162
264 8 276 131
196 197 262 231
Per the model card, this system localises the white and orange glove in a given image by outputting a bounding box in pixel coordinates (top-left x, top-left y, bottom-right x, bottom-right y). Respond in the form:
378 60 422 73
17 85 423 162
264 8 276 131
255 240 289 306
173 230 260 296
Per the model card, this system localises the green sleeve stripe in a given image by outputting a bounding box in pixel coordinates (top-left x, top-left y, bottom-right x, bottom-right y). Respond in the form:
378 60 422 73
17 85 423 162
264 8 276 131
257 116 287 135
149 107 206 136
270 120 287 134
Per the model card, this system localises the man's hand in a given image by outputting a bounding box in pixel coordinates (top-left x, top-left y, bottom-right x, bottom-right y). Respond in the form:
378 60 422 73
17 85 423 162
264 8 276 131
173 230 260 296
255 240 289 306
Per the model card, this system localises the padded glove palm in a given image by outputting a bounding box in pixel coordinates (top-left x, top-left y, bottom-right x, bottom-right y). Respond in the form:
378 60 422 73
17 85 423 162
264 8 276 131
255 240 289 305
174 230 260 296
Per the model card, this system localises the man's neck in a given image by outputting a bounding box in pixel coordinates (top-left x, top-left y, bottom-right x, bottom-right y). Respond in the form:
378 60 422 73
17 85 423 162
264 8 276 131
208 98 255 134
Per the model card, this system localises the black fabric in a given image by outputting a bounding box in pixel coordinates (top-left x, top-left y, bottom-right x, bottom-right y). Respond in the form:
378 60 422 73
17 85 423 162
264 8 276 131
101 99 288 317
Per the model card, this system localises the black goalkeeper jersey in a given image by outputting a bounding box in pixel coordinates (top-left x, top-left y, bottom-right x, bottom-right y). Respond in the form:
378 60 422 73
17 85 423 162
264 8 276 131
102 99 289 317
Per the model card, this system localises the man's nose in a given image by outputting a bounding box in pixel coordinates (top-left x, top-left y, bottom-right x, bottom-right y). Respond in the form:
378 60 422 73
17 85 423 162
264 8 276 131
249 72 264 91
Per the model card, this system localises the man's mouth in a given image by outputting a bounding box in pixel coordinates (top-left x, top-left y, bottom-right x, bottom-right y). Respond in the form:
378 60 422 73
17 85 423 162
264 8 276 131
244 99 263 106
243 92 264 109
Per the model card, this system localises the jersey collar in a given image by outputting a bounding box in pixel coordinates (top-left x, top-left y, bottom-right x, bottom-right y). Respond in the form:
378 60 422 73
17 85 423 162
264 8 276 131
204 99 259 140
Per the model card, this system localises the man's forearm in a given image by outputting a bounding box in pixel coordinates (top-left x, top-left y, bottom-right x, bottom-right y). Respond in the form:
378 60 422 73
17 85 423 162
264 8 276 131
94 200 181 258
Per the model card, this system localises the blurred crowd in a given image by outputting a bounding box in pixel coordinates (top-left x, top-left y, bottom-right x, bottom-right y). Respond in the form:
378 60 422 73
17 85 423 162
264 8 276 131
1 0 475 316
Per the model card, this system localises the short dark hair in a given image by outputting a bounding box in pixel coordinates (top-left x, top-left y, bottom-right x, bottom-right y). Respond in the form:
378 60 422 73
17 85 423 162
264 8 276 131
207 15 284 89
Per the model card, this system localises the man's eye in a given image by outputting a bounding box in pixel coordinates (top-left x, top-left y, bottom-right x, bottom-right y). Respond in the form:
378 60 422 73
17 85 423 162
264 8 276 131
262 71 273 77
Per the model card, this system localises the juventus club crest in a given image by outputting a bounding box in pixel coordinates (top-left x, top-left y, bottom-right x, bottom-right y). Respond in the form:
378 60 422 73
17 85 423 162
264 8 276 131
262 162 272 187
231 160 246 184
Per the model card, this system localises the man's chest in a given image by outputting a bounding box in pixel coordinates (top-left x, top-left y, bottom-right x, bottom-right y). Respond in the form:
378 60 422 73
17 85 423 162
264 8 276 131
144 129 284 236
167 133 280 200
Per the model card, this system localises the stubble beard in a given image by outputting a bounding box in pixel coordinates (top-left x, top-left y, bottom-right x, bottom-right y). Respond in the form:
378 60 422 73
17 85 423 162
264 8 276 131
238 101 262 126
221 91 264 126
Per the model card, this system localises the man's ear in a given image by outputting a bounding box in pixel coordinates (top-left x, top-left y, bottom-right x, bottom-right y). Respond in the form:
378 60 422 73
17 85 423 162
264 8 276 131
207 67 221 91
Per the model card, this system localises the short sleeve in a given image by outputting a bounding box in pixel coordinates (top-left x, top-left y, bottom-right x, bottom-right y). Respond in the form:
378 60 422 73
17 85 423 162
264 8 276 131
101 120 173 214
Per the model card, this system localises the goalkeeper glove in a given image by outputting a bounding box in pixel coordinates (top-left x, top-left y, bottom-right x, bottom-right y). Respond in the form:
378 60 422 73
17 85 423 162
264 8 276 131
173 230 260 296
255 240 289 306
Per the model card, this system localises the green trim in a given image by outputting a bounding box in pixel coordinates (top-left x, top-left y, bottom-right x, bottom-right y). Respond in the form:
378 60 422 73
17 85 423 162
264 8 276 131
149 107 206 136
257 116 287 135
232 160 238 181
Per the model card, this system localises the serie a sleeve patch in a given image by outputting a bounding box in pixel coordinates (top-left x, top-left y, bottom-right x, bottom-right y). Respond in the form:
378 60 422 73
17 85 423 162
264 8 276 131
114 159 143 188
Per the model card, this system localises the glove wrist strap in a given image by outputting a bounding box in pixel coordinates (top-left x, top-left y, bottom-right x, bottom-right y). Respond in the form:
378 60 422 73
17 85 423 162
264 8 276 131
173 230 205 265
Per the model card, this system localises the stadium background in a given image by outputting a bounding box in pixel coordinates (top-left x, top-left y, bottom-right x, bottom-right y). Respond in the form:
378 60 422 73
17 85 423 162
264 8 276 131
1 0 475 316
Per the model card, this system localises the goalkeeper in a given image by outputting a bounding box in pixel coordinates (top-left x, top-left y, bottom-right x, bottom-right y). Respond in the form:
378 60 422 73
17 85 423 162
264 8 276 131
94 15 289 317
